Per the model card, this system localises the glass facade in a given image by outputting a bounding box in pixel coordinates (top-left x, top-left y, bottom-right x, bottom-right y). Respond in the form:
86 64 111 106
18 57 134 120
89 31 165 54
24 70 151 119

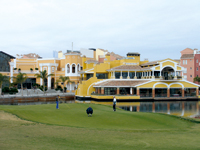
96 73 108 79
0 52 14 72
104 87 117 95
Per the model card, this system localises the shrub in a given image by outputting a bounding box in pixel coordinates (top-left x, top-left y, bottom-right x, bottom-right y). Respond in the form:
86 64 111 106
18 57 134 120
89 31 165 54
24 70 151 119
2 87 9 93
39 86 47 91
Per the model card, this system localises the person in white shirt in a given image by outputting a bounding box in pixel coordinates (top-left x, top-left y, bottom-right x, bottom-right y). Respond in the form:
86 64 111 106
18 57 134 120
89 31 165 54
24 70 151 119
113 96 117 111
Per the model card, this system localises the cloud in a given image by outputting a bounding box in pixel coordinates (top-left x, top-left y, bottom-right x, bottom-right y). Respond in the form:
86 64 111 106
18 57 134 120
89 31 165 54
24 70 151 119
0 0 200 61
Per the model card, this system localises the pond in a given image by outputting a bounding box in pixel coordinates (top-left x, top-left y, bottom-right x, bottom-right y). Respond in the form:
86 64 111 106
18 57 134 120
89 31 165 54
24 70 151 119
119 101 199 117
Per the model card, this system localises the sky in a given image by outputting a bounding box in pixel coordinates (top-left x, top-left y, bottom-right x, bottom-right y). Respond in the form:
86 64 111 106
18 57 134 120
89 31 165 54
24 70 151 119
0 0 200 61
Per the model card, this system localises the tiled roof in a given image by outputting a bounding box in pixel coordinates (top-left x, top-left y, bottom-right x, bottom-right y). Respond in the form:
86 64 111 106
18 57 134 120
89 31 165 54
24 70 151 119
181 54 194 59
110 52 123 59
94 80 150 87
108 65 152 71
141 60 160 66
111 65 142 70
85 59 99 64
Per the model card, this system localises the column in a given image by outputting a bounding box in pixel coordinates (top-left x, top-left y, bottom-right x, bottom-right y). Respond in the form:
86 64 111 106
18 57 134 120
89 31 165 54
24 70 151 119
196 87 199 96
113 71 115 79
137 106 140 112
48 65 51 90
40 66 43 86
10 62 14 83
70 83 72 92
167 102 170 114
117 87 120 95
98 88 101 94
152 88 155 98
174 70 177 79
137 88 140 96
182 88 185 97
152 70 155 79
120 71 122 79
130 88 132 95
149 71 151 78
134 71 137 79
142 72 144 79
152 102 155 113
167 88 170 98
127 71 130 79
181 102 185 116
101 87 104 94
159 70 162 79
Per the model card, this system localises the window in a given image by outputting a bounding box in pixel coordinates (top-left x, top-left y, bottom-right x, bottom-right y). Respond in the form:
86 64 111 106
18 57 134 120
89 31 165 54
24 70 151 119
52 67 54 73
190 59 192 61
67 64 70 73
190 75 192 77
43 67 47 71
190 67 192 70
183 60 187 65
197 67 198 71
72 64 75 73
197 59 198 63
96 73 108 79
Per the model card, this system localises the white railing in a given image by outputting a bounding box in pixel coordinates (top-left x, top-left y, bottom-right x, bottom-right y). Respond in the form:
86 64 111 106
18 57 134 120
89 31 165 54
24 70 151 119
14 70 39 74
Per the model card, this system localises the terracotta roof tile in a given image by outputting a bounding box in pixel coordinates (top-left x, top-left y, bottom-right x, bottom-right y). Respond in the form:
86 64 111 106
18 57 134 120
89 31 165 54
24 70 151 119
94 80 150 87
111 65 142 70
181 54 194 59
141 60 160 66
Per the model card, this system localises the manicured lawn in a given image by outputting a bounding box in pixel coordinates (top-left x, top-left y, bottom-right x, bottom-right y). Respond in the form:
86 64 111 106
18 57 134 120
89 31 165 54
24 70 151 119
0 103 200 150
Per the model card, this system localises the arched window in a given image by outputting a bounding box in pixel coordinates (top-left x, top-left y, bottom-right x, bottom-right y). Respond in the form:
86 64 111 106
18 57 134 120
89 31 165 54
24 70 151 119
67 64 70 73
72 64 76 73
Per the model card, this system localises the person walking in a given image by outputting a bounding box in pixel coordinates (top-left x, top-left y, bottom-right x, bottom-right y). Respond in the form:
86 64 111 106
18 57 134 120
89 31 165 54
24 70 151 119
113 96 117 111
56 95 60 109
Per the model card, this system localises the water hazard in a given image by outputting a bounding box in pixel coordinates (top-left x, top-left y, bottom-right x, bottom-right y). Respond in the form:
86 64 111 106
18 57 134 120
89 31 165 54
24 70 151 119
119 101 200 117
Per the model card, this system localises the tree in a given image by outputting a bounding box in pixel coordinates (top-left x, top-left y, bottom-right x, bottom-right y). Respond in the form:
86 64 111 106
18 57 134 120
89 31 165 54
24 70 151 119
0 73 10 96
55 79 61 89
12 72 28 96
34 70 54 94
59 75 70 94
193 76 200 84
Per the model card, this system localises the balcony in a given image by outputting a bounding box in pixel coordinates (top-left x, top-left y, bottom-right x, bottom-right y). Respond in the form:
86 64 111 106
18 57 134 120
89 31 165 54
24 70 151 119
14 70 39 74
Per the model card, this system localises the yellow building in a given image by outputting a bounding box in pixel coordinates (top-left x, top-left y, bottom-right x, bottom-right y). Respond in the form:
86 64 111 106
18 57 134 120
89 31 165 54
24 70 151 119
76 52 200 101
9 51 88 92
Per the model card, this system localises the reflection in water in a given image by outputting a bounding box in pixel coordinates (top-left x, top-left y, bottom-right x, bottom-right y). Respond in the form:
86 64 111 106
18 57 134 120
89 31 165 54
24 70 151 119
119 101 199 117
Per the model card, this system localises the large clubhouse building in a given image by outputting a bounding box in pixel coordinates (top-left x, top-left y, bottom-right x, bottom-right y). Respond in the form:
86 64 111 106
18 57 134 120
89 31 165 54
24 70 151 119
76 52 200 102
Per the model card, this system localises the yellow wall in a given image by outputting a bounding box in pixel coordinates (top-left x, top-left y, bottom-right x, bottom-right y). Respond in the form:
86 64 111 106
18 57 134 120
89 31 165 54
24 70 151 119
162 61 174 68
96 49 105 61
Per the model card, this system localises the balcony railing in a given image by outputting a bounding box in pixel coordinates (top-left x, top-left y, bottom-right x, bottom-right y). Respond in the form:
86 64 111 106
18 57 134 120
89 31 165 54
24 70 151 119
170 94 182 97
140 93 152 97
14 70 39 74
155 93 167 97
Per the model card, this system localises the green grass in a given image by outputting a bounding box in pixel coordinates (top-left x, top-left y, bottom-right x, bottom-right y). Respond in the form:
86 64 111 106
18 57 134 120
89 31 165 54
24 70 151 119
0 103 200 150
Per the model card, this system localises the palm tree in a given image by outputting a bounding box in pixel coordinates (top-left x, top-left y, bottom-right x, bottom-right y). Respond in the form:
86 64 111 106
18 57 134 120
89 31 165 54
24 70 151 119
12 72 28 96
59 75 70 94
55 79 61 89
0 73 10 96
34 70 54 94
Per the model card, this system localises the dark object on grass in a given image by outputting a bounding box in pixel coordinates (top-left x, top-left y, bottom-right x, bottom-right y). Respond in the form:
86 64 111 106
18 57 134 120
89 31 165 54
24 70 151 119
86 106 93 116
